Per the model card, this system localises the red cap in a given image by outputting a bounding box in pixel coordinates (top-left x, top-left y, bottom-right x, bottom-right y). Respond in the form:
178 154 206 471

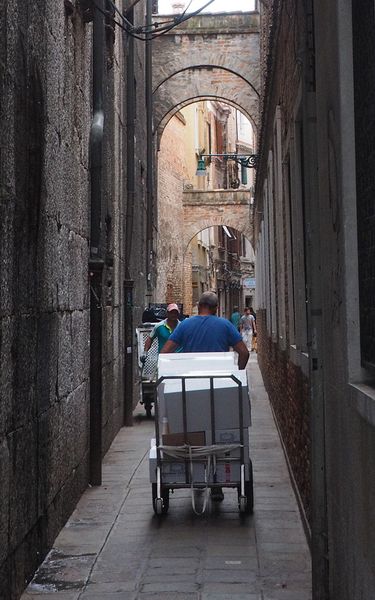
167 303 179 313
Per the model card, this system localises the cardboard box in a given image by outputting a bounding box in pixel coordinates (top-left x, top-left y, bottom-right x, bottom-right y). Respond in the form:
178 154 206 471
162 431 206 446
149 447 207 484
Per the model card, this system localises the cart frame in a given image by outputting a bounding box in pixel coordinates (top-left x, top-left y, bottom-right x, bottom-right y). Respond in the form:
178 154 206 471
136 324 159 417
151 373 253 515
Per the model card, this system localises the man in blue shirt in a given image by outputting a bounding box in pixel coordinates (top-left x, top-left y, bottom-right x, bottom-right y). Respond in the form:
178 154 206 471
161 292 249 503
161 292 249 369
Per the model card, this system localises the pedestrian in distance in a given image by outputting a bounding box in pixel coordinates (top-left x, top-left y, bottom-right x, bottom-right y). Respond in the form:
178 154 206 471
230 305 241 331
161 291 249 503
248 307 257 352
144 303 181 355
240 307 256 352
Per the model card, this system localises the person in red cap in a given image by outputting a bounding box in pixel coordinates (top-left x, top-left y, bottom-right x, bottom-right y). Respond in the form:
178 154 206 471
144 303 181 354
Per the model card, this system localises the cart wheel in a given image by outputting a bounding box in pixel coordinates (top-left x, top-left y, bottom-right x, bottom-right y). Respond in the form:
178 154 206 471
238 464 254 514
152 483 169 515
239 495 247 513
238 482 254 514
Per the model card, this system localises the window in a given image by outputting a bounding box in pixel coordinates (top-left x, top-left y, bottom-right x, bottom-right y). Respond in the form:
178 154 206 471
353 1 375 371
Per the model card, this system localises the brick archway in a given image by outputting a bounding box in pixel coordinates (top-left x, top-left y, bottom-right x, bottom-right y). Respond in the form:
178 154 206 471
182 189 253 253
157 95 255 149
153 11 260 138
154 68 259 141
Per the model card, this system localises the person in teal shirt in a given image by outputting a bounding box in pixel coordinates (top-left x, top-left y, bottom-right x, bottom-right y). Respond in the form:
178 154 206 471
230 306 241 331
144 303 181 353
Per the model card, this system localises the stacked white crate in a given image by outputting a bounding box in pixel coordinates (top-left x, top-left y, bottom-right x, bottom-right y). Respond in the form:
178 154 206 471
149 353 251 485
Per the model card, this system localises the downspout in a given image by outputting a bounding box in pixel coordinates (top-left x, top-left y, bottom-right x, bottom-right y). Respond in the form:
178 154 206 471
123 7 135 426
145 0 154 294
89 0 105 486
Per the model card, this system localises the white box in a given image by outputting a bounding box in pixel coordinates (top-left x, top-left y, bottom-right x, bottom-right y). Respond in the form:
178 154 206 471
158 352 238 376
158 371 250 433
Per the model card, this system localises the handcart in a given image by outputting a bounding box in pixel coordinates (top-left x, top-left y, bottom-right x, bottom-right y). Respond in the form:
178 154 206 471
136 325 158 418
149 364 253 516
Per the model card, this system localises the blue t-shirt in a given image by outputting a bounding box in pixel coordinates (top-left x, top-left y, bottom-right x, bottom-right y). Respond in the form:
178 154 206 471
169 315 242 352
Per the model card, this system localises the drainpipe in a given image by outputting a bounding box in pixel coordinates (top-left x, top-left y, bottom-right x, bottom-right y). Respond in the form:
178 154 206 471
123 8 135 426
89 0 105 486
145 0 153 292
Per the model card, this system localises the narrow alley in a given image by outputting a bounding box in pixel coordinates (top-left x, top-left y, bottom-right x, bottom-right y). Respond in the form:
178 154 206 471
22 358 311 600
1 0 375 599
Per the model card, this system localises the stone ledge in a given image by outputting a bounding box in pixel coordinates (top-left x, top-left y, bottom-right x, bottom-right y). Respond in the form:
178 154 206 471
183 190 251 205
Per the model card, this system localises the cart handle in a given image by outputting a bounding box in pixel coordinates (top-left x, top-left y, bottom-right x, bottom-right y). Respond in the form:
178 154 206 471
156 373 242 387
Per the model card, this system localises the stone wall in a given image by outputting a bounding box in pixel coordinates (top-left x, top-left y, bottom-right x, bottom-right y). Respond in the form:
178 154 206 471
0 1 148 597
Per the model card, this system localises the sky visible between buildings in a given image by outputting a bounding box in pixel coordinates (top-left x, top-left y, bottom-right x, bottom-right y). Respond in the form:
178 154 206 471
158 0 256 13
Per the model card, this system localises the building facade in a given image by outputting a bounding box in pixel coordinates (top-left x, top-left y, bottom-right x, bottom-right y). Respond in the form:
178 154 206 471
254 1 375 598
0 1 150 597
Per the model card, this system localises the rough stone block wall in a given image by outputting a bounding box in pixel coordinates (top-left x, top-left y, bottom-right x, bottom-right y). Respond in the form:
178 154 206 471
257 310 311 523
0 4 92 596
0 1 149 597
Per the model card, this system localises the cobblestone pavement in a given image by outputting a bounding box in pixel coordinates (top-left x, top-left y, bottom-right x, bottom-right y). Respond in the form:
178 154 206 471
22 357 311 600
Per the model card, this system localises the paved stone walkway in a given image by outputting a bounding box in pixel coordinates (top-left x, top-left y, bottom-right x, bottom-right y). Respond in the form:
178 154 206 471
22 357 311 600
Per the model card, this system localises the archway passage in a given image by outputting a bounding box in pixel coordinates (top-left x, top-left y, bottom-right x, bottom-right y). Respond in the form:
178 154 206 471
156 98 255 308
182 189 253 253
183 223 255 317
152 10 260 140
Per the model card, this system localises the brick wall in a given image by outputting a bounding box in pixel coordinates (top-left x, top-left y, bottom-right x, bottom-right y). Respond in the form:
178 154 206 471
156 116 187 304
254 0 311 526
257 310 311 523
152 12 260 137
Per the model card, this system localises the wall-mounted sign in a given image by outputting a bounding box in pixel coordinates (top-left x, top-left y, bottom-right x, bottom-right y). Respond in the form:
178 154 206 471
243 277 256 289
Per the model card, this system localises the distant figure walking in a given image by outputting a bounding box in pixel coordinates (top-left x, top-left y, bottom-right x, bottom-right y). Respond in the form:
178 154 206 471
230 306 241 331
240 307 256 351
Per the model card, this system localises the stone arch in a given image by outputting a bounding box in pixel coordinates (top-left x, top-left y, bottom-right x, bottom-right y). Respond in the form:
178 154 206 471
185 221 254 255
152 20 260 94
154 67 259 140
153 65 259 98
182 190 253 253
